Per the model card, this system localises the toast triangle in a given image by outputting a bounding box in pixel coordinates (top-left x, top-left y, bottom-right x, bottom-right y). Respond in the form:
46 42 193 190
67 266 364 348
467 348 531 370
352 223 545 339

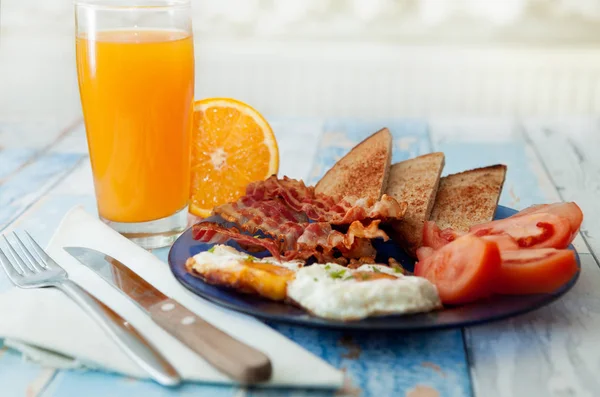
385 152 445 255
430 164 507 232
315 128 392 200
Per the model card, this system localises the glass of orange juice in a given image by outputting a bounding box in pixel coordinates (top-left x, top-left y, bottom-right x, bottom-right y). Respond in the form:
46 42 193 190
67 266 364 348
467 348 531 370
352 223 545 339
75 0 194 248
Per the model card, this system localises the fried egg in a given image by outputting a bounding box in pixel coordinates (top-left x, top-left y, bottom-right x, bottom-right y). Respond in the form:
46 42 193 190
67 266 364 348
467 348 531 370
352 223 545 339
186 245 303 301
287 263 442 321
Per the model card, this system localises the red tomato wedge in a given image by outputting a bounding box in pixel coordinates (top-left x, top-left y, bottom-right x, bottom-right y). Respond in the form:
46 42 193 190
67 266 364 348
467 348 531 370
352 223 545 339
422 221 464 250
494 249 579 295
416 246 435 262
470 212 572 249
511 202 583 243
414 235 501 305
481 234 519 250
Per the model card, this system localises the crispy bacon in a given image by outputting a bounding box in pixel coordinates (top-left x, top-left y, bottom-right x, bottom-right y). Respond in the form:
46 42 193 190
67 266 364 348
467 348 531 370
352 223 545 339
214 198 307 251
243 176 407 224
196 176 407 264
297 220 387 257
193 220 390 263
192 222 283 260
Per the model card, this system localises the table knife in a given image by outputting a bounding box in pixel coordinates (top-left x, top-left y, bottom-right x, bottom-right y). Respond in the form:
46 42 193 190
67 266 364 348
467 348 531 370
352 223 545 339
63 246 272 384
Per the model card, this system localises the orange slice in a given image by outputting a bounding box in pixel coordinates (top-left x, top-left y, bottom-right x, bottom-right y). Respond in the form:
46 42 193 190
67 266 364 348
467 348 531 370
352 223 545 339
189 98 279 217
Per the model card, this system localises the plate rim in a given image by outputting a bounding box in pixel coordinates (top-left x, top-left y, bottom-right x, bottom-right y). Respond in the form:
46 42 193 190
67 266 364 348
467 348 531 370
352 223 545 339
168 205 581 330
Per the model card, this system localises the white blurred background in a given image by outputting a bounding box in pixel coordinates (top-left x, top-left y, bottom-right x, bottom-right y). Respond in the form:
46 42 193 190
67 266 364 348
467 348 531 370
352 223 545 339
2 0 600 119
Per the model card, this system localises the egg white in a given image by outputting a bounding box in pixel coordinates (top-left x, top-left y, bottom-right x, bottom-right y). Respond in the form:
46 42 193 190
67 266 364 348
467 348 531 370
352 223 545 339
192 244 304 272
287 263 442 321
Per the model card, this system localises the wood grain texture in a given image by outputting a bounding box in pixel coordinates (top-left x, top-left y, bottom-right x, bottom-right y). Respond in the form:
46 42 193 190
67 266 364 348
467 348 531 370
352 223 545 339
522 118 600 261
429 118 600 397
0 121 86 233
0 151 84 231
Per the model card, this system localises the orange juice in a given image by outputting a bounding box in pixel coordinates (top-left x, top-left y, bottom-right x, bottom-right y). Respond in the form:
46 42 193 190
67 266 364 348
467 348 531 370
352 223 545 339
76 29 194 223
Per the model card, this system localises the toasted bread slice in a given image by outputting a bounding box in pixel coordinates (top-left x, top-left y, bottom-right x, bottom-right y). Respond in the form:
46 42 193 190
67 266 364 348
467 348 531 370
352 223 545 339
430 164 507 232
315 128 392 200
386 152 445 255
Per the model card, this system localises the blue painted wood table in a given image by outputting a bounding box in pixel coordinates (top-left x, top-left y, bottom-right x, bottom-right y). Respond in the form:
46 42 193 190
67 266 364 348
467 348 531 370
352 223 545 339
1 115 600 397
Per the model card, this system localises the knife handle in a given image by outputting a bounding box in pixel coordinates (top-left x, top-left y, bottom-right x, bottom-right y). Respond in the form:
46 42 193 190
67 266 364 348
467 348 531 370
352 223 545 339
149 299 272 384
59 280 181 386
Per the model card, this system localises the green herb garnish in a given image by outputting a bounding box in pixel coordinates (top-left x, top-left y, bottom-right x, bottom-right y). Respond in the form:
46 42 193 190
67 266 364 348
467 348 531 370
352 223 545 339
245 255 256 262
361 273 371 280
371 266 382 273
325 264 331 270
393 267 403 274
329 269 346 279
314 277 318 282
208 246 216 253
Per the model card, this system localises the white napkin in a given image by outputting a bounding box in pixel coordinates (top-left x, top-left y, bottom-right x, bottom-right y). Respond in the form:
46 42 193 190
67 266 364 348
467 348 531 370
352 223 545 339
0 206 344 388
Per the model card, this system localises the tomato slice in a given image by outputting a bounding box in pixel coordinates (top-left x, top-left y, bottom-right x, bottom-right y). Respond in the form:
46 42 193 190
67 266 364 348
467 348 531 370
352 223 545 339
416 246 435 262
422 221 464 250
414 235 501 305
470 212 571 249
494 249 579 295
481 234 519 250
511 202 583 243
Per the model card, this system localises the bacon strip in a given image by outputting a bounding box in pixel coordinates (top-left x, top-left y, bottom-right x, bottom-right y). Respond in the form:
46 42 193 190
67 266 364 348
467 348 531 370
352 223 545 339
196 176 406 264
213 198 306 251
193 220 389 263
243 176 407 224
192 222 283 260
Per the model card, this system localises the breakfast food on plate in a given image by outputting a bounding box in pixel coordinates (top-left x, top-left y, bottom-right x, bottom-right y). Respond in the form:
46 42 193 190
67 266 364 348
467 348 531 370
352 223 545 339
423 201 583 251
385 152 445 255
494 248 579 295
186 245 303 301
418 201 582 303
415 234 502 304
287 263 441 321
315 127 392 200
430 164 507 231
185 125 584 320
187 245 442 320
192 175 407 265
189 98 279 218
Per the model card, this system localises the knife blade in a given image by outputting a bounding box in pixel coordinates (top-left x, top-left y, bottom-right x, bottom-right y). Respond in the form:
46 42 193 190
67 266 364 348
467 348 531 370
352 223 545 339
64 246 272 384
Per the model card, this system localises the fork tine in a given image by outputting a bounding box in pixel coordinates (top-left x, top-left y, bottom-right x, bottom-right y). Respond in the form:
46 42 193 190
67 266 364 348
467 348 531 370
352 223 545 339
1 235 33 274
12 232 46 272
0 248 23 283
23 231 56 270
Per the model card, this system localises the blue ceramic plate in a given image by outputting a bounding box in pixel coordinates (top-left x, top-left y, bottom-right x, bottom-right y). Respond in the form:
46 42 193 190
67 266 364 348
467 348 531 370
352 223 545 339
168 206 580 330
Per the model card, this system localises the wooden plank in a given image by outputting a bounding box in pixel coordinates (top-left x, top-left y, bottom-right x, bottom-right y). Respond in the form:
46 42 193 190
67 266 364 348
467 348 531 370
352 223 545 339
466 253 600 397
0 148 36 181
522 118 600 261
0 119 81 184
0 119 85 232
305 118 473 397
0 151 84 231
429 117 600 397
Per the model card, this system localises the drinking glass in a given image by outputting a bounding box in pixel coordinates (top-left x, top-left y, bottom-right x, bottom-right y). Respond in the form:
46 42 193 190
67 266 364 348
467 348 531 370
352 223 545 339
75 0 194 248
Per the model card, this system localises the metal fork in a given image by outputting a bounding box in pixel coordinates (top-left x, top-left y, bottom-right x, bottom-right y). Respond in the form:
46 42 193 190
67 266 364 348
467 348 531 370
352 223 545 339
0 231 181 386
